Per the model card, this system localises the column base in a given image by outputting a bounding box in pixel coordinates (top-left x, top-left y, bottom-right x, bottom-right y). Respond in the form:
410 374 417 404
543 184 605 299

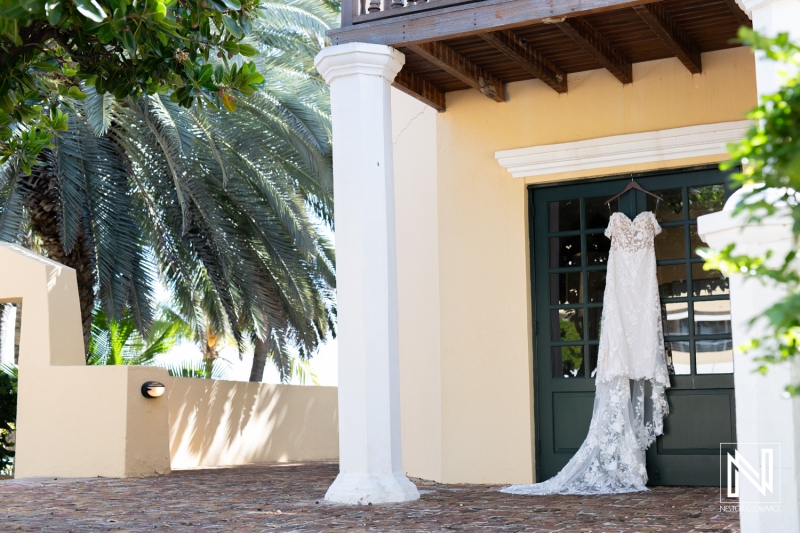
324 471 420 504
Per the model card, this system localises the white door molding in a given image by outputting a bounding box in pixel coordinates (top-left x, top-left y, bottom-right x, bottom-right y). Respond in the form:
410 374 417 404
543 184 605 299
495 120 751 179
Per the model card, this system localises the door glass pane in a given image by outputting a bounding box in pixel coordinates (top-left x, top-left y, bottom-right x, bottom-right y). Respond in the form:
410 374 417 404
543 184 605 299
696 339 734 374
586 233 610 265
587 270 606 302
585 196 616 229
666 340 691 375
657 264 688 298
694 300 732 335
689 225 705 258
689 184 726 219
589 344 599 378
551 309 584 341
549 200 581 232
552 346 584 378
588 307 602 340
662 302 689 336
549 236 581 268
692 263 729 296
647 188 684 223
655 226 686 260
550 272 582 305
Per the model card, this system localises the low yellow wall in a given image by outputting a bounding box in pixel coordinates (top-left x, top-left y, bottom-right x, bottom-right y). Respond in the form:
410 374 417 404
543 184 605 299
15 365 171 479
393 48 757 484
167 377 338 468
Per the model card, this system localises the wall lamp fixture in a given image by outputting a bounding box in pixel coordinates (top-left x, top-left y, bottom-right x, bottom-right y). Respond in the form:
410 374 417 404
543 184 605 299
141 381 166 398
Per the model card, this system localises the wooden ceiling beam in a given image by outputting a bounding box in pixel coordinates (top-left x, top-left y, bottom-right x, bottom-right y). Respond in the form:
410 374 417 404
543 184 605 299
551 16 633 84
407 41 507 102
722 0 752 27
634 3 702 74
478 30 568 93
393 68 447 112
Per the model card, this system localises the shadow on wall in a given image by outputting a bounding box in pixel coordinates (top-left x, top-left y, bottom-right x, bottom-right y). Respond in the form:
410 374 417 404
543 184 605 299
167 377 339 468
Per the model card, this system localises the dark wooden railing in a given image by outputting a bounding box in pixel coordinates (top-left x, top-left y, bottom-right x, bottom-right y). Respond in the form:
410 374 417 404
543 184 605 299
341 0 485 27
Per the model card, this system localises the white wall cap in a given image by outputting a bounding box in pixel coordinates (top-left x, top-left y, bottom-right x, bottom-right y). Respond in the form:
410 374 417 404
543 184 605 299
315 42 405 85
495 121 752 179
697 206 793 247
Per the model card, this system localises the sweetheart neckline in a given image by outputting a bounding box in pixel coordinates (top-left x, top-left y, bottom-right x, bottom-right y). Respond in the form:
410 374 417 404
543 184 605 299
611 211 653 224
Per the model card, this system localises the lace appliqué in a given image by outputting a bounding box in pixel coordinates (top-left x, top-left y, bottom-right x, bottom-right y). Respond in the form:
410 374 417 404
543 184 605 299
502 211 670 496
605 211 661 253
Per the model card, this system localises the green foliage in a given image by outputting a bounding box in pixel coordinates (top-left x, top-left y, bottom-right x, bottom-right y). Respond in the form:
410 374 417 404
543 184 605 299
88 306 192 366
89 304 234 380
0 0 264 178
0 364 16 475
702 28 800 395
558 319 583 377
160 356 232 379
0 0 338 380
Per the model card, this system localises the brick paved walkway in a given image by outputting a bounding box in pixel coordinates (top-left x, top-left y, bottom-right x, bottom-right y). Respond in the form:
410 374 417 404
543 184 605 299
0 462 738 532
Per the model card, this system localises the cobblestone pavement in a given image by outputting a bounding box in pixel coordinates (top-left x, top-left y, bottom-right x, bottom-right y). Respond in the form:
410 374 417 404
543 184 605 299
0 462 738 533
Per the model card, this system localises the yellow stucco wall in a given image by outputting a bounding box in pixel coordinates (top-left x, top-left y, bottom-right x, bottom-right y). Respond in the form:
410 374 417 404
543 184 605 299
168 378 338 468
1 243 172 480
393 47 757 484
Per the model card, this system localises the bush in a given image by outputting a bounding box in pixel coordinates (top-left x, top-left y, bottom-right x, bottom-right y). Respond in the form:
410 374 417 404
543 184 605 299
0 370 16 475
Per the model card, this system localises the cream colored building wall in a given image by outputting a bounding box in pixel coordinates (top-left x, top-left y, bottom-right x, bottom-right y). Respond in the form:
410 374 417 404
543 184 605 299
167 377 338 468
393 90 443 482
393 47 757 484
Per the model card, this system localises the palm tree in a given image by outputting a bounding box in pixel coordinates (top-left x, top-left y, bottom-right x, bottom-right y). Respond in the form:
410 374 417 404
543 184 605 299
0 0 338 381
88 307 192 367
88 306 234 379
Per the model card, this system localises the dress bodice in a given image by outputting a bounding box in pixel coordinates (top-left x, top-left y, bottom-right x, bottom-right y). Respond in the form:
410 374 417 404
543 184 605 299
597 210 669 386
604 212 661 253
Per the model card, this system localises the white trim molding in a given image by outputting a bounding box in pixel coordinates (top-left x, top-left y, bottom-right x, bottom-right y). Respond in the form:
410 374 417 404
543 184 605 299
315 42 405 85
495 120 752 179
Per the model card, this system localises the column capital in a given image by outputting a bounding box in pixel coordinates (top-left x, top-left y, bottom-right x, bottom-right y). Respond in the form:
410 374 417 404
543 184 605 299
315 42 405 86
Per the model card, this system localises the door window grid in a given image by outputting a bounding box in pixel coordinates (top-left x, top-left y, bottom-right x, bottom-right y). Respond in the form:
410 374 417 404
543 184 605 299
546 196 609 379
546 183 732 379
648 185 732 376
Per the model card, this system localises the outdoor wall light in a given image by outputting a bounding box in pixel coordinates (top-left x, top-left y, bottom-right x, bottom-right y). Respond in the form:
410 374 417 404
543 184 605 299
141 381 166 398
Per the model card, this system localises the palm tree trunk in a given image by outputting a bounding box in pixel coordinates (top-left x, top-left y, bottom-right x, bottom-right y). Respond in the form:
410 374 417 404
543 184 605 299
249 337 269 382
13 303 21 364
21 156 96 356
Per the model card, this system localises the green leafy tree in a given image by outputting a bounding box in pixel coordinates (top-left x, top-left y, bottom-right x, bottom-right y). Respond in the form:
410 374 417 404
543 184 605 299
702 29 800 395
0 0 338 382
0 0 264 169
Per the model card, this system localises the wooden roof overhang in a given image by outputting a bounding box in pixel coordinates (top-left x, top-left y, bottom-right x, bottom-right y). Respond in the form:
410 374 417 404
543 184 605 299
329 0 751 112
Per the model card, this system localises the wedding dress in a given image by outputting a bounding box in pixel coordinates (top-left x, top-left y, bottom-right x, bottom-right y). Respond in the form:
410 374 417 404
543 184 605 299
503 211 670 495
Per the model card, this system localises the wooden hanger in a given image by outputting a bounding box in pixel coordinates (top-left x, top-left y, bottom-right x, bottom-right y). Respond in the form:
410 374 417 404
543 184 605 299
604 179 664 205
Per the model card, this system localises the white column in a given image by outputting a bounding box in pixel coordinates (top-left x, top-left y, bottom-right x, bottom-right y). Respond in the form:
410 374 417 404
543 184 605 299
314 43 419 504
699 209 800 532
740 0 800 95
700 2 800 529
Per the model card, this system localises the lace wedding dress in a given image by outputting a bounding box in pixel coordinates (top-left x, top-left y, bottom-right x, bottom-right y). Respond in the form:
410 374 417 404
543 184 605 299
503 211 670 495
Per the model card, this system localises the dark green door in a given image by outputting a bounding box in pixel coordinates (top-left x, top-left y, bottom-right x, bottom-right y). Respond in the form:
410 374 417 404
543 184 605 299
531 167 736 486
